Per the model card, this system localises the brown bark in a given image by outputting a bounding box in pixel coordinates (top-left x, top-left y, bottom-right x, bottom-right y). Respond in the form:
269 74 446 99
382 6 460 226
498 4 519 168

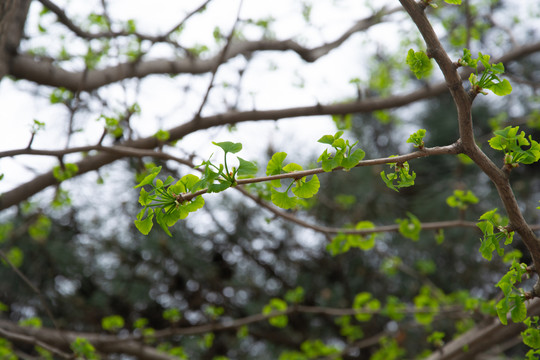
0 0 31 81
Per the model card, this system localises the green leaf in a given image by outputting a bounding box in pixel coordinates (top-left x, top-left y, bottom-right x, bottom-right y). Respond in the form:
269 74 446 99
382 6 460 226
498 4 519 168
267 152 287 176
523 325 540 349
283 163 303 172
342 148 365 170
263 298 288 328
102 315 125 332
444 0 462 4
319 150 344 172
353 292 381 322
406 49 433 79
163 309 182 323
271 188 297 210
396 212 421 241
213 141 242 154
134 166 161 188
486 78 512 96
292 175 320 198
134 209 154 235
510 296 527 323
284 287 305 304
496 298 509 325
19 317 42 328
237 157 258 177
406 129 426 148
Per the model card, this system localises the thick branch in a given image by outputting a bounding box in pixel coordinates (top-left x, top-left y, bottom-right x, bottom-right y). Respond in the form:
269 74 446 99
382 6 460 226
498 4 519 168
399 0 540 289
7 6 394 92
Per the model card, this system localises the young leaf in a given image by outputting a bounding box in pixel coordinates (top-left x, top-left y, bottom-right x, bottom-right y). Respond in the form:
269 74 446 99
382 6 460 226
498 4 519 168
292 175 320 198
406 49 433 79
134 166 162 188
134 210 154 235
212 141 242 154
266 152 287 176
341 148 365 170
271 188 297 209
485 78 512 96
237 157 258 177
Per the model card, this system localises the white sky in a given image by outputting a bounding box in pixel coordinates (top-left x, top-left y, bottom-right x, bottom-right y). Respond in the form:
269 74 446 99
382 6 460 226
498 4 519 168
0 0 536 195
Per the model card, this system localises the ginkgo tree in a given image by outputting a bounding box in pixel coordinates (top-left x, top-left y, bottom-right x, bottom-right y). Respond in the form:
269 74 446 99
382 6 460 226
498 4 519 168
1 0 540 359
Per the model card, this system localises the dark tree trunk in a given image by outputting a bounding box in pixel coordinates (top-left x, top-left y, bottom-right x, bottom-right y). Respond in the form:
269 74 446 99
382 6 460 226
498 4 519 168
0 0 31 81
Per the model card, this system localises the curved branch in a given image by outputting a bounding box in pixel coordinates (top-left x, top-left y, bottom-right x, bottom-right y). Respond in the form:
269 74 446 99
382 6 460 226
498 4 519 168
9 6 401 92
237 186 477 235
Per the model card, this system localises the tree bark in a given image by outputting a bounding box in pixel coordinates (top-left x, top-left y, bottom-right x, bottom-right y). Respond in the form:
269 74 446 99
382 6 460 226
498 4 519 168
0 0 31 81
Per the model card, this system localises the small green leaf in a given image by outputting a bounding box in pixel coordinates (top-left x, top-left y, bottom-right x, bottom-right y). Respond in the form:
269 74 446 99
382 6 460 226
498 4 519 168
267 152 287 176
134 166 162 188
134 210 154 235
292 175 320 198
406 49 433 79
342 148 366 170
237 157 258 177
102 315 125 332
263 298 288 328
271 188 297 210
486 78 512 96
444 0 462 5
213 141 242 154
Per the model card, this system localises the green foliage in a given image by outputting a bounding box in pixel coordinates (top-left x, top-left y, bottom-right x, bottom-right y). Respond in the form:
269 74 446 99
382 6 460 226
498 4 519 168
285 286 305 304
49 87 74 104
427 331 445 348
317 131 365 171
134 167 205 236
1 247 23 268
263 298 288 328
266 152 319 209
31 119 45 133
477 209 513 261
353 292 381 322
380 161 416 192
101 315 125 332
53 163 79 181
406 129 426 149
335 315 364 341
396 212 422 241
163 308 182 323
204 305 225 320
458 49 512 96
383 296 406 321
488 126 540 167
99 115 123 139
406 49 433 79
0 338 16 360
369 337 405 360
332 114 352 130
19 317 42 328
154 129 170 142
28 214 51 242
495 260 528 325
413 286 439 325
71 337 99 360
327 221 377 255
446 189 479 210
278 339 341 360
523 317 540 349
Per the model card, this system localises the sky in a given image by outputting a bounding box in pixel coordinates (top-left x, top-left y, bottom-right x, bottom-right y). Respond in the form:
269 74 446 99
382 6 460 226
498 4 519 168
0 0 537 197
0 0 402 195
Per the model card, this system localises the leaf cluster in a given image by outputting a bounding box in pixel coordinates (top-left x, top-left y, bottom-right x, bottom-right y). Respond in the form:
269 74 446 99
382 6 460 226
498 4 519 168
477 208 513 261
317 131 366 172
134 167 205 236
488 126 540 168
266 152 320 210
458 49 512 96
